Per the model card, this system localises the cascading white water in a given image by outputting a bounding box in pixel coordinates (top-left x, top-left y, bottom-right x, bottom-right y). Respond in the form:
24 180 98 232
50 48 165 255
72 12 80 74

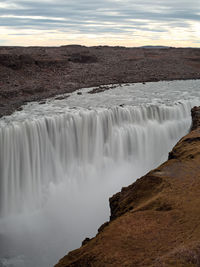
0 103 194 216
0 80 200 267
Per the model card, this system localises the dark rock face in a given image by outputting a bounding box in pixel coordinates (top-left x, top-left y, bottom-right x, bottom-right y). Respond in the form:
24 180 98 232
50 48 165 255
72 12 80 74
82 238 91 246
191 106 200 131
109 175 164 220
0 54 35 69
68 53 97 63
168 106 200 160
55 107 200 267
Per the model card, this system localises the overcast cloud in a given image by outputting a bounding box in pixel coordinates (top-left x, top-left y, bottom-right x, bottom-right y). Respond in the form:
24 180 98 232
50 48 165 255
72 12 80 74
0 0 199 46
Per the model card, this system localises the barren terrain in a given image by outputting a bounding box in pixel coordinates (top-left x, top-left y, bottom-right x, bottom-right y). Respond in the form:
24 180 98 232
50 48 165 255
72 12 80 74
0 45 200 117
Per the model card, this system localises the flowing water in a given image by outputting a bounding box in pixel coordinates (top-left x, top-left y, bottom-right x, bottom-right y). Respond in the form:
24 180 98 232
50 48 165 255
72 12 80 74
0 80 200 267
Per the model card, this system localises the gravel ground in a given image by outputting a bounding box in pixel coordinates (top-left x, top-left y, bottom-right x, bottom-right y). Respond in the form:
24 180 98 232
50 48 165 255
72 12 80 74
0 45 200 117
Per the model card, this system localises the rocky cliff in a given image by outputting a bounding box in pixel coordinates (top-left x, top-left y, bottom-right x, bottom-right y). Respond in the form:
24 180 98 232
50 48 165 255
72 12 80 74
55 106 200 267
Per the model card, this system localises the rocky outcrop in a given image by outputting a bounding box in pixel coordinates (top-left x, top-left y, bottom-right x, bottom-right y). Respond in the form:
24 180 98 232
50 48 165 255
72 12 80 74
109 175 165 220
55 107 200 267
68 52 97 63
191 106 200 131
0 54 35 69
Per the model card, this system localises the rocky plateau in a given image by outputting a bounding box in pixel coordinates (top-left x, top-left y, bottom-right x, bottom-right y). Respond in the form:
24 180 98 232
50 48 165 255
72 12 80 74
0 45 200 117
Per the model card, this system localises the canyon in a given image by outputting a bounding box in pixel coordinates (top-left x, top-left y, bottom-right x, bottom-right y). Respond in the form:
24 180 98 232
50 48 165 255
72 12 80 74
56 106 200 267
0 46 200 267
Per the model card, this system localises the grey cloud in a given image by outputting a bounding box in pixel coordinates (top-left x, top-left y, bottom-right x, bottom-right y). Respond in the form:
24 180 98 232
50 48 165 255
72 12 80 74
0 16 167 35
0 0 199 37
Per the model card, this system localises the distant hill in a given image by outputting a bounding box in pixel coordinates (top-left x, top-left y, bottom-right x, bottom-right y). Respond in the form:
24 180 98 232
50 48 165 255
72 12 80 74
141 45 171 49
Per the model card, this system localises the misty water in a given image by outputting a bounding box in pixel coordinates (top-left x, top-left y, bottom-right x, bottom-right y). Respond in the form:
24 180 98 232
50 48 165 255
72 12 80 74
0 80 200 267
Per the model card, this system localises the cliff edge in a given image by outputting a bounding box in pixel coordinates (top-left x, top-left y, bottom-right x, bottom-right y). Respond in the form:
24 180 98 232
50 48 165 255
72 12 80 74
55 106 200 267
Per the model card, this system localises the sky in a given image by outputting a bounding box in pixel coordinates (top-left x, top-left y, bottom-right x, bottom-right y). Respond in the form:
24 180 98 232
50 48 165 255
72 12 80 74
0 0 199 47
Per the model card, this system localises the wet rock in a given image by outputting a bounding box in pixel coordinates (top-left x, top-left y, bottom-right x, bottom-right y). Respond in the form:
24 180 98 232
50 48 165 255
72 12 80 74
191 106 200 130
54 95 69 100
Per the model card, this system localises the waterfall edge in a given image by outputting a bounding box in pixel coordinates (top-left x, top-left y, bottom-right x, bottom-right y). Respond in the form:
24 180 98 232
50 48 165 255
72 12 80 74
55 106 200 267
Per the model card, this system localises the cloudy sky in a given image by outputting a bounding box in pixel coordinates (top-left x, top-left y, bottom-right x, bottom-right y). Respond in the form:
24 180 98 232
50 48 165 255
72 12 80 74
0 0 199 47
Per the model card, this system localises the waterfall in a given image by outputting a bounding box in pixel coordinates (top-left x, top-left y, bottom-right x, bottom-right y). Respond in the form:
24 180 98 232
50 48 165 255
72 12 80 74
0 102 194 217
0 80 200 267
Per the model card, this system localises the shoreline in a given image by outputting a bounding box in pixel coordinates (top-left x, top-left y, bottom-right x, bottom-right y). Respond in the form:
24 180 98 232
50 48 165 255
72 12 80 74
0 45 200 118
